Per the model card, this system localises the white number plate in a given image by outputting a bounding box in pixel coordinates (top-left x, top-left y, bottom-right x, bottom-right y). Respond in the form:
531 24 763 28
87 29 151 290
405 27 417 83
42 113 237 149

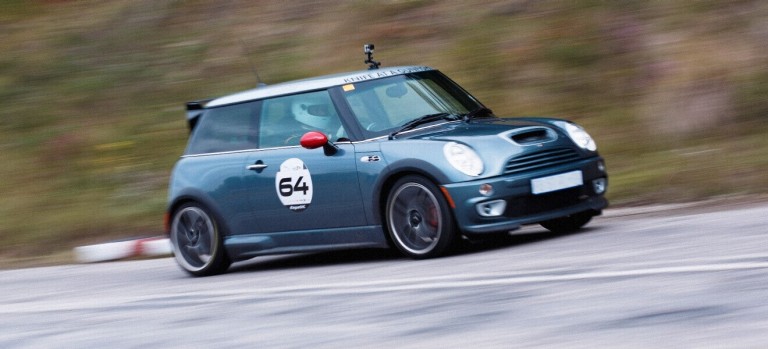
531 170 583 195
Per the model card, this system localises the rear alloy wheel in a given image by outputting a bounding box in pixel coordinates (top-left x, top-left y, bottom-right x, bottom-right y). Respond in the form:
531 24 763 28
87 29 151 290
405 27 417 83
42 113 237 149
170 203 231 276
540 211 593 234
386 175 457 259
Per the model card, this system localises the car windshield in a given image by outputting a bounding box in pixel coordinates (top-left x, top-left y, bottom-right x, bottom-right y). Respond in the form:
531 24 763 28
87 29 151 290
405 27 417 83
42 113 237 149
339 71 486 138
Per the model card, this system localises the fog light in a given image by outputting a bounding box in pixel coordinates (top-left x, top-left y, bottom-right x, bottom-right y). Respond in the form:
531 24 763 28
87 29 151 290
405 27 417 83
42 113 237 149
592 178 607 194
476 199 506 217
478 183 494 196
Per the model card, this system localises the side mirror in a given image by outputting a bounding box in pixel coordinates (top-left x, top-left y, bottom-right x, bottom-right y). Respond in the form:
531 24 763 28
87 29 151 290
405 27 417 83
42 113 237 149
300 131 338 156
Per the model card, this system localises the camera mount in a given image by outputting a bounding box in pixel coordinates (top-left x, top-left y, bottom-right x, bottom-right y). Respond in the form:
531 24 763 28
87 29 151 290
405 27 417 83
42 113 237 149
364 43 381 70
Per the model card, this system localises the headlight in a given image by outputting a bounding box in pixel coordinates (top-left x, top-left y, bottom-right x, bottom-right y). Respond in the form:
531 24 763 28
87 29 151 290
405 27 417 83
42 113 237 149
443 142 484 177
556 121 597 151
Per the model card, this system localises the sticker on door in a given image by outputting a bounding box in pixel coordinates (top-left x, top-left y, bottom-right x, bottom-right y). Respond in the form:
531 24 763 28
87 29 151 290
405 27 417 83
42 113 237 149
275 158 314 212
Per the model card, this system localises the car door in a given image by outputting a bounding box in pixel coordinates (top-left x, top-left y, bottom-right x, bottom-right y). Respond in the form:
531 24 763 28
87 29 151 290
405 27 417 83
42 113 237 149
243 90 367 234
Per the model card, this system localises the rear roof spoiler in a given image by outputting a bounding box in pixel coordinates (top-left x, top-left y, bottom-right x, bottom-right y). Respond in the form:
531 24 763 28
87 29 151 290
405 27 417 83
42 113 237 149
185 99 212 131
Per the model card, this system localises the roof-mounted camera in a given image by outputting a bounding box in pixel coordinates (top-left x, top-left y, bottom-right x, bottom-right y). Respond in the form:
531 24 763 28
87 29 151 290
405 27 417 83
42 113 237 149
363 43 381 70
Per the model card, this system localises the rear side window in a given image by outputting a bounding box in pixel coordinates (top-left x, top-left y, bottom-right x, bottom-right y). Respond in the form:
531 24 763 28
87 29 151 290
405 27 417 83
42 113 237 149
186 101 259 155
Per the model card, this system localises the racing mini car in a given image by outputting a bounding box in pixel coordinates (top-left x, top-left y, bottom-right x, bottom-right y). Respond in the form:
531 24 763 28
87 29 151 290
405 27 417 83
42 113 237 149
167 45 608 276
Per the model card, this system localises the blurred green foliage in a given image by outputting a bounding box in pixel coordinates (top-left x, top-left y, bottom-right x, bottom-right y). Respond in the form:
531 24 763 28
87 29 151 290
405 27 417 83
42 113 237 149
1 0 767 262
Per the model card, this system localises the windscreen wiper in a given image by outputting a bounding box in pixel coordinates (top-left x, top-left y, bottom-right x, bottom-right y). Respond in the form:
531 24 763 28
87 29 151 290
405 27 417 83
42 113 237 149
462 106 493 123
388 112 459 140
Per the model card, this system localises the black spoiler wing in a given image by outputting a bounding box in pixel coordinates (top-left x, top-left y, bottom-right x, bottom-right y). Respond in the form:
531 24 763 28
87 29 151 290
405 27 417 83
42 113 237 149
185 99 212 132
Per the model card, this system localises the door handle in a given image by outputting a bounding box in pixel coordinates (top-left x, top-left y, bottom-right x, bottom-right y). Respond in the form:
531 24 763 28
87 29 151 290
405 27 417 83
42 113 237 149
246 164 268 171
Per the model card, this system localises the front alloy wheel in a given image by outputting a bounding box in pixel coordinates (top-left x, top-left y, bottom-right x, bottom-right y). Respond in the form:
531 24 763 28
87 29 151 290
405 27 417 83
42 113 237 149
170 203 231 276
386 175 457 258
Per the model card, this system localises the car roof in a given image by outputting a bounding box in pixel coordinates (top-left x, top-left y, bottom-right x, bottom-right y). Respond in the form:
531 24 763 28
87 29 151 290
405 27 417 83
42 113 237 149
205 65 434 108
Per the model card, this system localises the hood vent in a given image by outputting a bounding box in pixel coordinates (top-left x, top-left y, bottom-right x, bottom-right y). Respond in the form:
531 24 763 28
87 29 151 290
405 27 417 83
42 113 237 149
504 147 580 174
502 127 557 146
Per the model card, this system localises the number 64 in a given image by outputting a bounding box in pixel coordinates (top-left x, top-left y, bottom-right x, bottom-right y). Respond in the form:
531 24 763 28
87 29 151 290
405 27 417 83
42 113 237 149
279 176 310 196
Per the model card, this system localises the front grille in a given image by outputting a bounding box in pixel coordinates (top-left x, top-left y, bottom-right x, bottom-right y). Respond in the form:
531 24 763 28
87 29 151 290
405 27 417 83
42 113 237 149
504 147 580 174
505 187 585 218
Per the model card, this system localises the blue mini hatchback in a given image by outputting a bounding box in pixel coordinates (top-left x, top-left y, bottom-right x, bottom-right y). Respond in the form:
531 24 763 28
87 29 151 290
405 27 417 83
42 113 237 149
167 48 608 276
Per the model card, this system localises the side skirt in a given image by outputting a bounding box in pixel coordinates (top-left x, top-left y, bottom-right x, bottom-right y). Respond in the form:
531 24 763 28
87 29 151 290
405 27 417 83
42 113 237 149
224 225 389 261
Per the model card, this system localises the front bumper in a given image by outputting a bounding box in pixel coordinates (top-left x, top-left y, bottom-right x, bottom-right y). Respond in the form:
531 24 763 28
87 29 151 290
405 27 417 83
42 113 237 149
442 156 608 234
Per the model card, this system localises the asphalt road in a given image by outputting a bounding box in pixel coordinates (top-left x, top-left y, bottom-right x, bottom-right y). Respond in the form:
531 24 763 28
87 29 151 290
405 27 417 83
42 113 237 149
1 202 767 348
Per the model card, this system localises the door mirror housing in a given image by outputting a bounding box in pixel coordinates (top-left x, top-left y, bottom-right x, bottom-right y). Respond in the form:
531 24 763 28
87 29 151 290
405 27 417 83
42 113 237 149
300 131 338 156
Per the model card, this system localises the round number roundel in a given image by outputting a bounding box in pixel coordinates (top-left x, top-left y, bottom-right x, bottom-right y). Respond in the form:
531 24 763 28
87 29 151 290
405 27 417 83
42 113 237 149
275 158 313 212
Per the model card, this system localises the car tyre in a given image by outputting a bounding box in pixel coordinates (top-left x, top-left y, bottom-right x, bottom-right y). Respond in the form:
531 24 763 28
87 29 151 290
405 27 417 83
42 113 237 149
170 203 231 276
386 175 457 259
540 211 593 234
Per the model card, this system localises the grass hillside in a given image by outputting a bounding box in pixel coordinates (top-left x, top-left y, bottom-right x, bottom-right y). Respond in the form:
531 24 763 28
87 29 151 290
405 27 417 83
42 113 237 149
1 0 767 263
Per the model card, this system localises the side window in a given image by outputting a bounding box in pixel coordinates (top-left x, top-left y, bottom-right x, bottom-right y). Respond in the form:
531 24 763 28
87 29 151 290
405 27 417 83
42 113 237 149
259 90 346 148
185 102 258 155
